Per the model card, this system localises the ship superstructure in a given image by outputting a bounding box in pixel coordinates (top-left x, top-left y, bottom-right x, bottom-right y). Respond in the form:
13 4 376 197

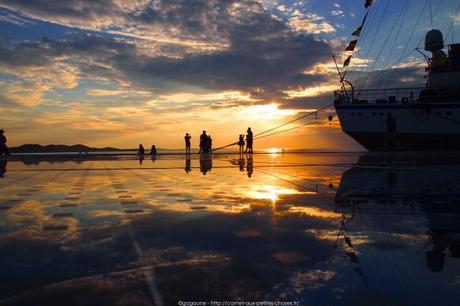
335 28 460 151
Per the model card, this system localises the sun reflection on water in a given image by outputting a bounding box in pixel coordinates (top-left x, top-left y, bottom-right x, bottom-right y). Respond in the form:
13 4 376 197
247 184 299 202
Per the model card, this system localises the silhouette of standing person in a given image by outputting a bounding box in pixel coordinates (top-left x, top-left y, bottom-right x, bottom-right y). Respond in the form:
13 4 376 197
384 114 400 151
184 133 191 154
0 129 9 156
245 127 253 153
238 134 245 154
138 144 145 155
150 145 157 155
208 135 213 153
199 131 207 154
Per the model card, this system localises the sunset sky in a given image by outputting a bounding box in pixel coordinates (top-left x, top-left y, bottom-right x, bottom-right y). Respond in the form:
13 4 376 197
0 0 459 150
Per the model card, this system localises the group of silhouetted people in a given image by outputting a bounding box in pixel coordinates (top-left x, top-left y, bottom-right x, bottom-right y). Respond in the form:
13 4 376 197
0 129 9 156
183 127 253 155
238 127 253 154
137 144 157 165
137 144 157 156
184 131 213 154
198 131 212 154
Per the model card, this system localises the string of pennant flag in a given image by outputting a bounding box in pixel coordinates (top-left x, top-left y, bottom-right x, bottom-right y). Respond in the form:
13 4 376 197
343 0 373 68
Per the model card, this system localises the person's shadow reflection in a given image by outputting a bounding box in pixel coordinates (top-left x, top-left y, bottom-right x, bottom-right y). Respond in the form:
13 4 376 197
0 160 6 178
139 154 144 165
238 154 245 172
185 154 191 173
200 154 212 175
246 154 253 178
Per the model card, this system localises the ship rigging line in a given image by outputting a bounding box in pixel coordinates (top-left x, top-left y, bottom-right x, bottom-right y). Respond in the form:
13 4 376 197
211 103 334 152
356 0 391 88
444 1 460 43
375 0 412 88
386 0 430 85
355 0 428 88
366 0 410 79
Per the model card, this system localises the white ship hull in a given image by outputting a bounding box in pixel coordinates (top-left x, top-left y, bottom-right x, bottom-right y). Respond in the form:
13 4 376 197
335 102 460 151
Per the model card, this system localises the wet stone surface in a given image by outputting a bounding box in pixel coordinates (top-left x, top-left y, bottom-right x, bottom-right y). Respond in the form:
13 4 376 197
0 153 459 306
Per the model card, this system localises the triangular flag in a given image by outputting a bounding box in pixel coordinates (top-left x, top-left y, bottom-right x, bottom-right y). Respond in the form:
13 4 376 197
352 26 362 37
365 0 373 8
343 55 352 67
345 40 357 51
352 11 368 36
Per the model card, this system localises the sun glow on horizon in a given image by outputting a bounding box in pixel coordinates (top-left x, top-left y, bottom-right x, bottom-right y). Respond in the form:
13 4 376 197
284 84 337 98
240 103 299 121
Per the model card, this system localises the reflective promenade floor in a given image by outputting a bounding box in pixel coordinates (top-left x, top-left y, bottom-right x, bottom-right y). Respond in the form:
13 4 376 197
0 152 459 306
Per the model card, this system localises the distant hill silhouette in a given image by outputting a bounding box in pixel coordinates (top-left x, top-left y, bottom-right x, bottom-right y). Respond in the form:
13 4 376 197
10 144 135 153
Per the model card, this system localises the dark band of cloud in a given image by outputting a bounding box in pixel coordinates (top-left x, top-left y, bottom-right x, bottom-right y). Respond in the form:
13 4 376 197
0 0 334 105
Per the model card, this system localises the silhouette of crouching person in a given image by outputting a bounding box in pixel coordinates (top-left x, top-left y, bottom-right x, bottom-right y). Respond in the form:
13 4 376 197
0 129 9 156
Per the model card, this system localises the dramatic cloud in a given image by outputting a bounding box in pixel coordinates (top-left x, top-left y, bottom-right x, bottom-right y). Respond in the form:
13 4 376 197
289 11 336 34
0 0 333 106
0 0 251 50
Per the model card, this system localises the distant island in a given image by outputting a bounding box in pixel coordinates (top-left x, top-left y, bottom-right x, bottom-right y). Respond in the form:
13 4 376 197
9 144 136 153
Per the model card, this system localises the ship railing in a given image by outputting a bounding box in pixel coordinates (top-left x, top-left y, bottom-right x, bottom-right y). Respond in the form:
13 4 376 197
334 86 460 104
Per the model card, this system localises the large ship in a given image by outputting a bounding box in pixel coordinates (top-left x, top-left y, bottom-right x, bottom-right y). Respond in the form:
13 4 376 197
334 29 460 151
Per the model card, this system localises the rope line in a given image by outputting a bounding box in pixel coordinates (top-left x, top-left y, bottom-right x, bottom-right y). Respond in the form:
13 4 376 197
253 103 333 137
212 103 334 152
254 118 322 141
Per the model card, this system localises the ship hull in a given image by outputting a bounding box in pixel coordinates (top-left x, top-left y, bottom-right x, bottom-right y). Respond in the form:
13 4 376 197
344 132 460 151
335 103 460 151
